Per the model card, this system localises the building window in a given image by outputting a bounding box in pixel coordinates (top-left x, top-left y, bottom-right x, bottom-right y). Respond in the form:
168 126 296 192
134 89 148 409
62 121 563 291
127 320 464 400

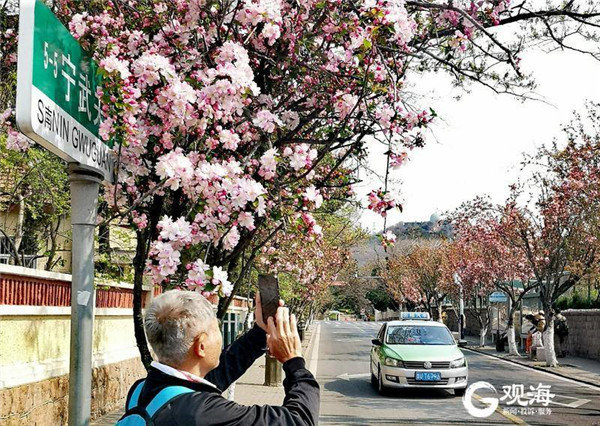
0 235 38 268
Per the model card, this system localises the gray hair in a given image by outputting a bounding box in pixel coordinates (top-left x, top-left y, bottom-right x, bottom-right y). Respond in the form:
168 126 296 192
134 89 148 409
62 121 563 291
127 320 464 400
144 290 216 366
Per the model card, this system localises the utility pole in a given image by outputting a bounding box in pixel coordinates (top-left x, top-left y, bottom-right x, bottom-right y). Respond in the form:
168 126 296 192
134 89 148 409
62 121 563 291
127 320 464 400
454 273 464 340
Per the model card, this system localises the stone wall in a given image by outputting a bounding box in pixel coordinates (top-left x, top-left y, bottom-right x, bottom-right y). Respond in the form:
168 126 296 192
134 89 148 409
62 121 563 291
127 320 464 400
444 308 491 336
0 356 145 425
562 309 600 361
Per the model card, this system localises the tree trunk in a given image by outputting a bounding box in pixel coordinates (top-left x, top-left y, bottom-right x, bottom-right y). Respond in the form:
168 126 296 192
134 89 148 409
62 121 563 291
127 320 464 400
543 316 558 367
479 326 488 347
45 217 61 271
506 306 520 356
133 233 153 370
507 322 520 356
437 301 443 324
11 194 24 266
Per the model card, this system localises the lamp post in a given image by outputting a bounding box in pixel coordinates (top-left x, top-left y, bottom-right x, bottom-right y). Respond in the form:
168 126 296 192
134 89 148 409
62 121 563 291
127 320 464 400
454 273 465 340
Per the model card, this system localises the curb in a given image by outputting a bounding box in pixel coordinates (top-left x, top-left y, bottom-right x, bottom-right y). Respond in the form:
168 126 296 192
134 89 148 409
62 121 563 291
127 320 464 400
302 322 318 366
464 346 600 389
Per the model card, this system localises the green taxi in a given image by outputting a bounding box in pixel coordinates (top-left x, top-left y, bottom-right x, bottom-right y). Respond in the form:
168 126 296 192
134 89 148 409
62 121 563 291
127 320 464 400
370 312 468 396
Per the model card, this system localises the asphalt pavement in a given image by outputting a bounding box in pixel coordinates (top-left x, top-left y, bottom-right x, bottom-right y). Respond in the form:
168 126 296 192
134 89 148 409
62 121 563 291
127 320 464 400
315 320 600 426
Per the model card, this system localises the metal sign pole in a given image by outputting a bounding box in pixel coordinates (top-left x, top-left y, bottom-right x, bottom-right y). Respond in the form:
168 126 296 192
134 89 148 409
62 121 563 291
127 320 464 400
68 166 102 426
16 2 114 423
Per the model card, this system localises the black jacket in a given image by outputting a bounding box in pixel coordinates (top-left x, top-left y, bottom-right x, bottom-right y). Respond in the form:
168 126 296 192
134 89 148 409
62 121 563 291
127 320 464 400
123 325 320 425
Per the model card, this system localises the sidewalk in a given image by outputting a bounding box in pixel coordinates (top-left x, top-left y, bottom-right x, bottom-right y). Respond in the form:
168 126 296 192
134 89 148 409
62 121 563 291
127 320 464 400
92 323 316 425
464 335 600 388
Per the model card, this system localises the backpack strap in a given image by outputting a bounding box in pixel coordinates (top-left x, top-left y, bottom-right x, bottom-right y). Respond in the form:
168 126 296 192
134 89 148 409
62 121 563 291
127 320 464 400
128 380 146 410
145 386 195 418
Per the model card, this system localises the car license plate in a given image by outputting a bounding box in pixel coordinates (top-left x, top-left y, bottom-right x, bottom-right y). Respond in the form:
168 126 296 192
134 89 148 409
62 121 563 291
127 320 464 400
415 372 441 381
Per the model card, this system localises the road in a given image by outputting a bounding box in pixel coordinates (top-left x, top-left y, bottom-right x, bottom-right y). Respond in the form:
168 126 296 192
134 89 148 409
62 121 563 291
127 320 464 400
311 320 600 425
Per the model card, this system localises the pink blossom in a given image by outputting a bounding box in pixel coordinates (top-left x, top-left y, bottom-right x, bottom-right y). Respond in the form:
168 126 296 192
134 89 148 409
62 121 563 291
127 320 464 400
238 212 256 231
253 109 282 133
186 259 210 290
70 13 88 38
155 149 194 190
98 117 114 141
150 241 181 278
259 148 278 180
212 266 233 296
367 189 398 217
334 93 358 120
389 151 408 169
262 23 281 45
222 226 240 251
281 110 300 130
132 53 176 87
6 129 31 151
376 105 395 129
158 216 193 246
304 186 323 208
218 129 241 150
101 55 131 80
132 212 148 230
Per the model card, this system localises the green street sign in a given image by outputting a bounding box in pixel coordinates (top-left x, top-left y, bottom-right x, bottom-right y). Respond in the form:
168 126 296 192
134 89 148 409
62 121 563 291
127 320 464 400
16 0 114 181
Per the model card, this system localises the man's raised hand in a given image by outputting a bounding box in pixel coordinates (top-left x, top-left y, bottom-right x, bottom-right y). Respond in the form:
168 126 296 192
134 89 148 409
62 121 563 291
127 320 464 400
266 307 302 364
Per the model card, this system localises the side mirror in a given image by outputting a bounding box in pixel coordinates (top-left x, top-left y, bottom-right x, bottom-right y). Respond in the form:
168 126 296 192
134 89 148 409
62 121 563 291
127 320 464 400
458 339 468 347
372 338 382 346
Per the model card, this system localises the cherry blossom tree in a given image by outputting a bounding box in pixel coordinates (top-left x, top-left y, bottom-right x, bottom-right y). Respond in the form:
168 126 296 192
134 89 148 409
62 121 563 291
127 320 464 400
257 210 363 321
449 199 534 355
382 241 450 320
3 0 600 366
445 234 497 347
496 108 600 366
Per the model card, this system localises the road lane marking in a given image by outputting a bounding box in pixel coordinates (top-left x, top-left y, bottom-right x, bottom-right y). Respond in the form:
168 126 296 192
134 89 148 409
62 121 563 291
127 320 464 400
336 372 371 381
548 397 591 408
464 348 600 392
472 393 529 425
308 323 321 379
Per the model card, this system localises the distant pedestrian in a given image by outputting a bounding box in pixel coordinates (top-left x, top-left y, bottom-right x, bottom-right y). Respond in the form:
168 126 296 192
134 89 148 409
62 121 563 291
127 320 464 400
525 311 545 334
554 308 569 358
525 311 545 359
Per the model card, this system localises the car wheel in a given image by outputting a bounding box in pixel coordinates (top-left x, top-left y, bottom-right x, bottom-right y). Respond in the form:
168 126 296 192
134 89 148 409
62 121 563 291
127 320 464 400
371 369 378 388
377 367 388 396
454 388 466 397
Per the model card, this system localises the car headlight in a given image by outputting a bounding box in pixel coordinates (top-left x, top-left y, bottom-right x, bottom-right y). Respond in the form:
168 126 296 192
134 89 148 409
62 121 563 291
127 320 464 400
450 357 465 368
384 357 404 367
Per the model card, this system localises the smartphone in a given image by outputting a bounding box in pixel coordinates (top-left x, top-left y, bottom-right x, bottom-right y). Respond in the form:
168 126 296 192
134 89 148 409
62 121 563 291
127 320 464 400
258 274 280 323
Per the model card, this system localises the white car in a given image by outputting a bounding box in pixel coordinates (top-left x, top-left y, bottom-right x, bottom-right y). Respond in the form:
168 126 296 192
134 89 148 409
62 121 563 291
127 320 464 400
370 313 469 396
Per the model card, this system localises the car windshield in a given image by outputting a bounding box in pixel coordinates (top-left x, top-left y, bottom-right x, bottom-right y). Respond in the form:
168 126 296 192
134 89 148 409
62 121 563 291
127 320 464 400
386 325 455 345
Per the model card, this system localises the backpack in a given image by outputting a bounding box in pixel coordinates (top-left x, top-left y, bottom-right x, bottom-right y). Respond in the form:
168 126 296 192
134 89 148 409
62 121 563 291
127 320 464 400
555 318 569 337
116 380 194 425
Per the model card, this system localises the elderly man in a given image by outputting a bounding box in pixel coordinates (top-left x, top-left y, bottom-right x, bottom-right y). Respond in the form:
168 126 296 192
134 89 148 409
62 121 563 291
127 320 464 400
118 290 319 425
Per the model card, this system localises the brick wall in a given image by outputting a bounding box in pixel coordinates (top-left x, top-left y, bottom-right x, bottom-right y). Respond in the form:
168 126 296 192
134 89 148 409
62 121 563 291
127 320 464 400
562 309 600 361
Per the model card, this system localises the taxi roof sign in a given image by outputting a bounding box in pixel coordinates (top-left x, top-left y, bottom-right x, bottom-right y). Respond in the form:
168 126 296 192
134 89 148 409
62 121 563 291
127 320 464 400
400 312 431 320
